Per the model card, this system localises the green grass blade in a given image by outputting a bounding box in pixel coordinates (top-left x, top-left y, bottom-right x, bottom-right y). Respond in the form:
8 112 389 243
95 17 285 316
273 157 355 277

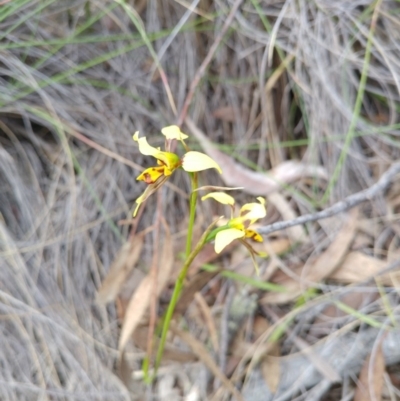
201 263 286 292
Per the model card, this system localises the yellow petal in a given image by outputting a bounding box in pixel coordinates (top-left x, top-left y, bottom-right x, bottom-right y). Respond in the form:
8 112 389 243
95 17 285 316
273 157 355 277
182 151 222 173
214 228 244 253
155 151 181 170
161 125 188 140
228 217 245 231
256 197 266 205
133 175 169 217
136 166 165 184
133 131 160 157
133 193 145 217
201 192 235 206
240 198 266 222
245 229 263 242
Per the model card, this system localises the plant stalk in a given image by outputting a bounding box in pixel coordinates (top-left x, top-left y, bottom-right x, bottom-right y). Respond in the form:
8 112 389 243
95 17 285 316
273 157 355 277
185 173 198 258
153 217 220 376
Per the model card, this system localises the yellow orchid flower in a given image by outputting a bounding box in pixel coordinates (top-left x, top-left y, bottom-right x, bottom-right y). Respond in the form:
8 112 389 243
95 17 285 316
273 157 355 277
133 126 222 216
212 196 266 252
202 194 267 273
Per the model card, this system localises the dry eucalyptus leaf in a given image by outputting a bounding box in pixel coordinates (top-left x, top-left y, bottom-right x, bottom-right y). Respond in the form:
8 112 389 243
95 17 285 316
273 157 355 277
307 208 358 282
260 343 281 394
262 209 358 304
354 343 385 401
330 251 387 284
175 270 219 315
96 237 144 304
253 315 270 339
118 226 174 351
189 243 219 276
185 117 327 196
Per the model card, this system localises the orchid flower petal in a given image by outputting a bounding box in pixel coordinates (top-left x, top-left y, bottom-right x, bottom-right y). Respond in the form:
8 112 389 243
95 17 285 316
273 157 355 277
155 151 180 170
182 151 222 173
214 228 244 253
133 131 160 157
256 197 266 205
137 166 165 184
133 175 169 217
201 192 235 206
161 125 188 140
228 217 245 231
240 197 266 222
133 196 144 217
244 229 263 242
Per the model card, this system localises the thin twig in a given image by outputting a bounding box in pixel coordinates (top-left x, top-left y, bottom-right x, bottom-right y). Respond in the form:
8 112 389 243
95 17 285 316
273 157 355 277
176 0 244 126
258 163 400 236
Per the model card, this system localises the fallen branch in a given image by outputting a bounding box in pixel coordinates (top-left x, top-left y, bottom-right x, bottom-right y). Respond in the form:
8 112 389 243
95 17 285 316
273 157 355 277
258 162 400 236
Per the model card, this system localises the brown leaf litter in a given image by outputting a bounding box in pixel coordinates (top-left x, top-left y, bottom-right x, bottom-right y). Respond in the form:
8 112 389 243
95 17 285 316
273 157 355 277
261 208 359 305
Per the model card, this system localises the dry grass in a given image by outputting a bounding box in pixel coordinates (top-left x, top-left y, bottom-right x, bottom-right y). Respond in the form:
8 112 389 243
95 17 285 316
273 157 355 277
1 1 400 400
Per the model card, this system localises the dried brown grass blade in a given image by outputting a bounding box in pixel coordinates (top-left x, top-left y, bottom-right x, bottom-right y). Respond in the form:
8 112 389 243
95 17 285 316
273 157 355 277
194 292 219 352
262 208 358 304
97 237 144 304
171 325 245 401
354 342 385 401
118 226 174 352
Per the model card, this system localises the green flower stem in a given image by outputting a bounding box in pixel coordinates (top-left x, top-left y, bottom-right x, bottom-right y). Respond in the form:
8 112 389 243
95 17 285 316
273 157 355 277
185 173 198 258
153 218 220 376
